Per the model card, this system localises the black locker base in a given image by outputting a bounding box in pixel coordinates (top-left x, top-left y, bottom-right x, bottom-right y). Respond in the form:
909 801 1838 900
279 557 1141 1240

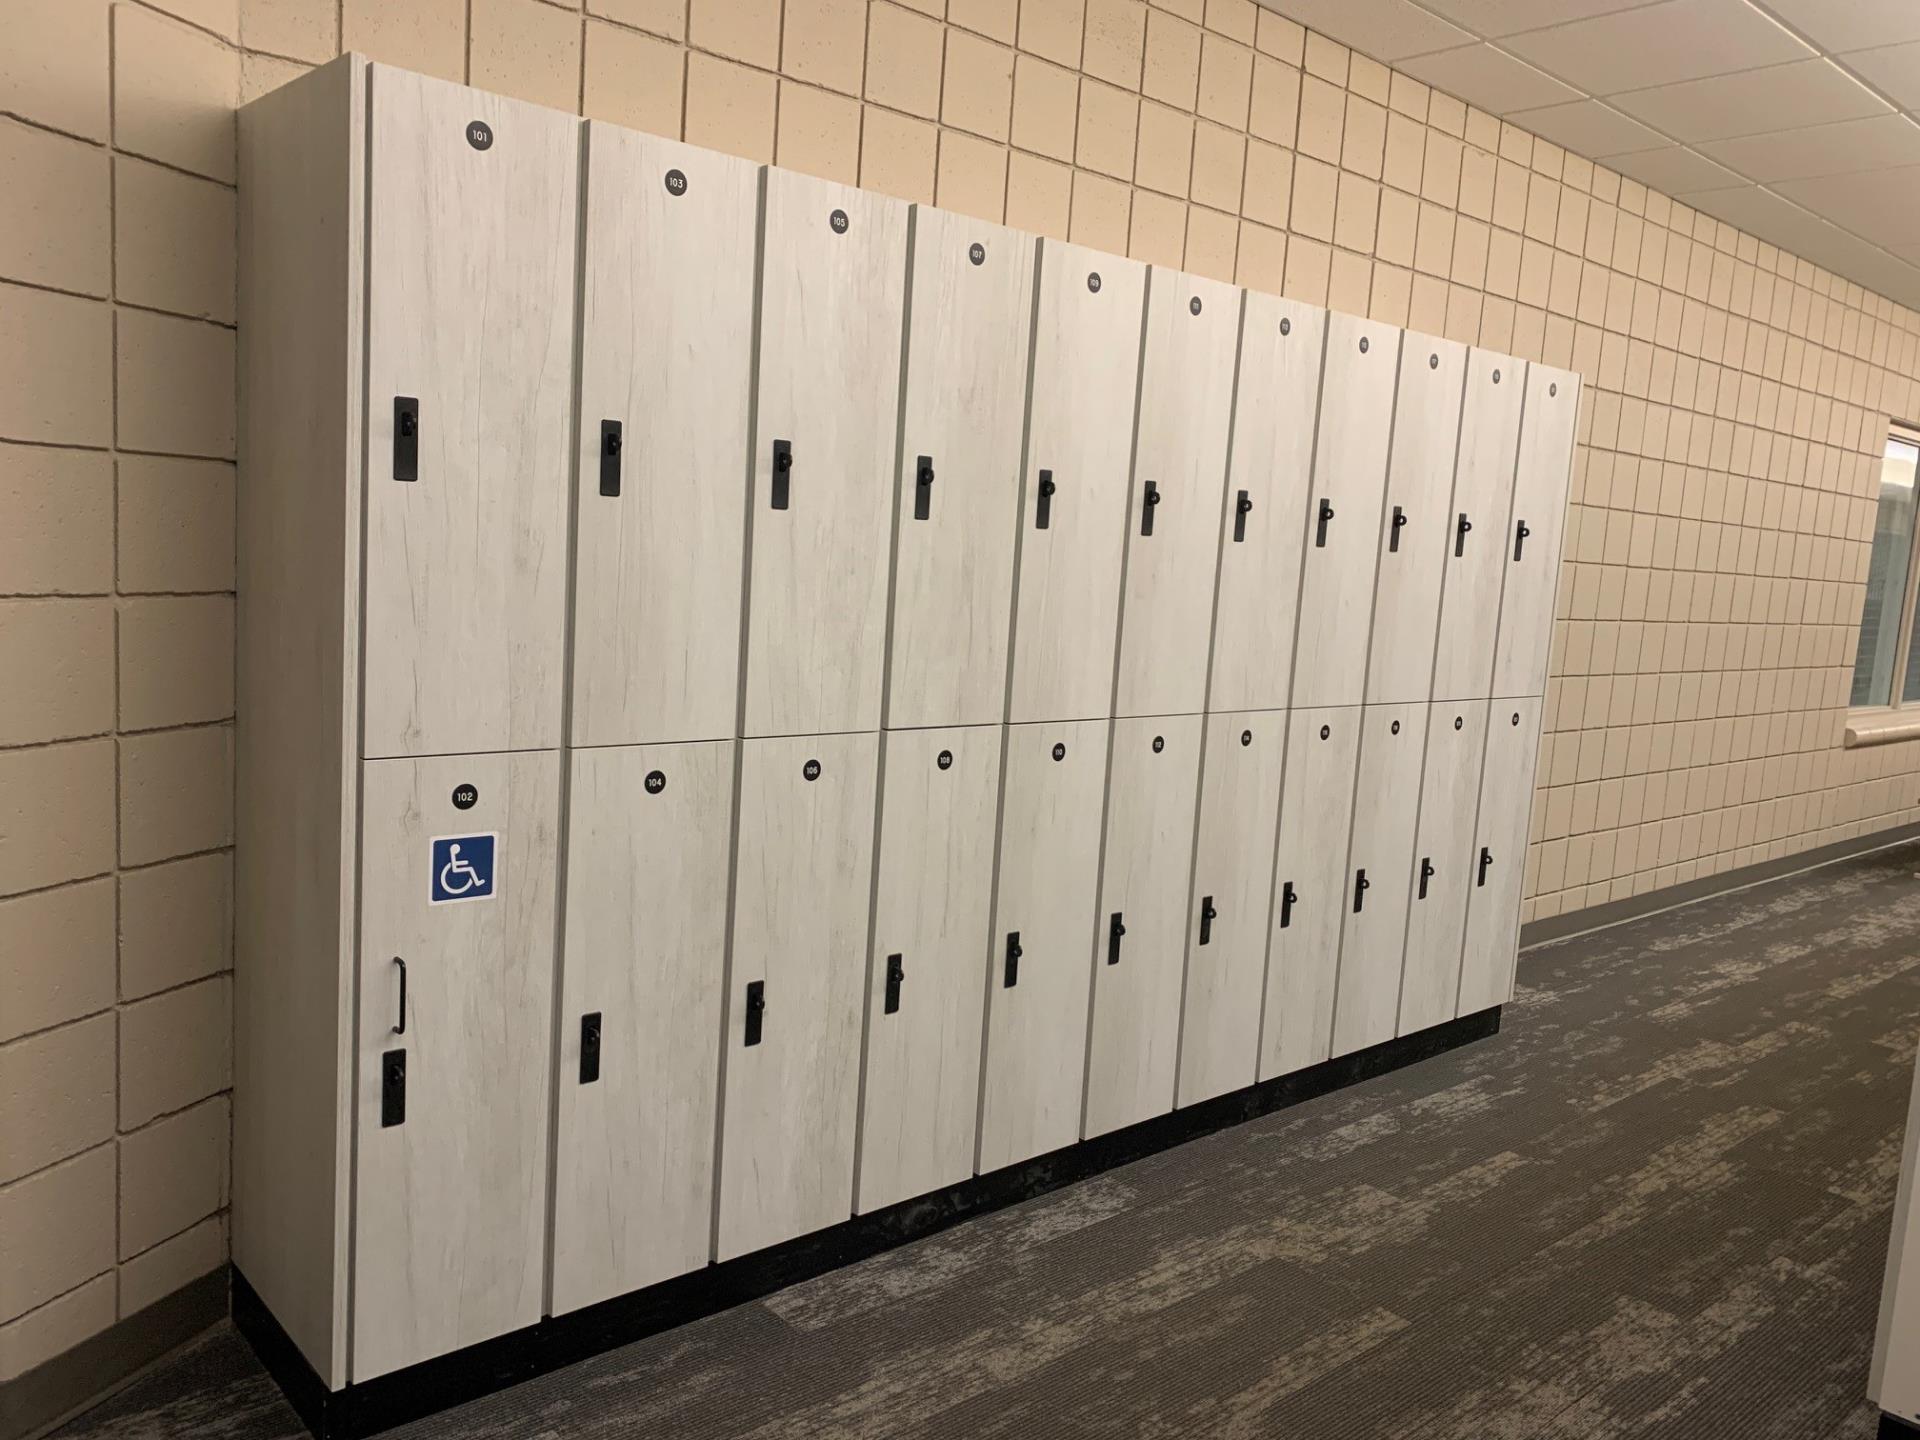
236 1004 1501 1439
1883 1414 1920 1439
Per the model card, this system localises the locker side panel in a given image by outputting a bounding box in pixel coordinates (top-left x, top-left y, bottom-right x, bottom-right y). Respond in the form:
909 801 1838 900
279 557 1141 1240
571 128 758 747
1084 715 1203 1138
361 67 577 759
551 741 733 1315
1365 333 1466 706
717 732 879 1259
1431 350 1527 702
1259 706 1360 1080
977 718 1108 1171
1208 295 1327 714
1007 242 1146 723
1492 367 1580 699
744 172 909 736
1331 702 1427 1058
886 211 1035 730
856 724 1001 1213
1177 709 1286 1108
351 750 559 1381
1113 272 1240 718
1399 701 1488 1036
1458 699 1543 1014
1291 315 1401 709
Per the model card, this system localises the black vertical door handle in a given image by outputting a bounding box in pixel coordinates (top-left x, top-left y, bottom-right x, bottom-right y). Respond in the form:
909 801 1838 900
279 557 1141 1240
1004 932 1022 987
393 397 419 482
599 420 623 497
1352 868 1370 913
1108 912 1127 964
913 456 935 521
1514 519 1531 561
1279 881 1297 929
579 1012 602 1084
1140 481 1161 537
1418 857 1435 900
1316 498 1335 547
1455 511 1473 557
743 980 766 1045
380 1048 406 1127
1198 896 1218 945
884 953 906 1014
1233 489 1252 542
391 956 406 1035
1035 469 1056 529
1477 847 1494 886
771 439 793 510
1389 504 1406 552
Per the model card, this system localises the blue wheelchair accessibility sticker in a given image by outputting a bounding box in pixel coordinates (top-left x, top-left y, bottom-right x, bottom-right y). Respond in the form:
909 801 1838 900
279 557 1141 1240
430 833 497 905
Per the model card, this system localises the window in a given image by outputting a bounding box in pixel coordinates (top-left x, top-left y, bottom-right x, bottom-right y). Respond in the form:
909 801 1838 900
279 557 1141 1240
1851 428 1920 710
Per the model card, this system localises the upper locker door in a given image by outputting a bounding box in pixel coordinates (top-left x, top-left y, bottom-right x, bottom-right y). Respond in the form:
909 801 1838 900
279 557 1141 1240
551 740 733 1316
744 172 908 737
1458 698 1542 1014
1177 709 1286 1107
1209 296 1327 714
886 211 1035 730
978 718 1108 1172
362 67 577 759
352 750 559 1381
1112 272 1241 719
1259 706 1359 1081
1491 367 1580 698
1291 316 1401 709
1431 351 1527 702
1007 242 1147 723
572 128 758 747
1398 700 1487 1036
1331 702 1427 1057
717 732 878 1260
856 723 1001 1214
1084 715 1202 1138
1366 334 1466 706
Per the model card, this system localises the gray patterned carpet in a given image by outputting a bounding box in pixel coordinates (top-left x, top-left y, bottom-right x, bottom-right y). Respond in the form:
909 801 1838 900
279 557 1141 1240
56 842 1920 1439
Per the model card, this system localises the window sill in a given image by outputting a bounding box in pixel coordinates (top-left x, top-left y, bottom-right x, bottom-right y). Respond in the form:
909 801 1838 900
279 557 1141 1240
1845 710 1920 748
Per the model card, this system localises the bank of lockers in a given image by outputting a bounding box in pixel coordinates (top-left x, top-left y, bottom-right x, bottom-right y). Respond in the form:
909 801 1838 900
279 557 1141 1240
236 56 1580 1394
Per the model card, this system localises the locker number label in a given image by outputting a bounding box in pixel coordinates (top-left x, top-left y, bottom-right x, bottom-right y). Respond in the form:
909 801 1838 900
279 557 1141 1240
969 243 985 266
803 759 822 781
466 120 493 151
830 209 849 234
431 833 497 905
645 770 667 794
1052 742 1067 761
665 168 688 196
937 749 953 770
451 783 478 810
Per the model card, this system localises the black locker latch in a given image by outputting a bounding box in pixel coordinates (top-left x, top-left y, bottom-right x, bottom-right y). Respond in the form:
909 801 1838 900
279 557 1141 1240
1513 519 1530 561
599 420 623 497
1352 868 1370 913
1198 896 1217 945
1036 470 1056 530
771 439 793 510
1477 847 1493 886
884 953 906 1014
1315 498 1335 547
914 456 935 520
1140 481 1161 537
1418 857 1435 900
1279 881 1297 929
1108 912 1127 964
1389 504 1406 552
1233 489 1252 543
1455 511 1472 557
393 397 419 482
744 980 765 1045
380 1048 406 1127
580 1012 602 1084
1004 931 1022 987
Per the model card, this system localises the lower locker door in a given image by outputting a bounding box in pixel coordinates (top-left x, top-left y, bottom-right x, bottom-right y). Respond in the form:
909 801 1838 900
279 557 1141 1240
977 718 1108 1172
1177 710 1285 1107
1084 715 1202 1138
1458 699 1542 1014
550 741 733 1315
855 724 1001 1213
717 732 878 1260
1259 708 1360 1080
352 751 559 1381
1332 703 1426 1057
1397 702 1486 1036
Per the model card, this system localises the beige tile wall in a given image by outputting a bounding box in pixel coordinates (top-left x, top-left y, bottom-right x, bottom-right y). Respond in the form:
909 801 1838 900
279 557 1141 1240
3 0 1917 1378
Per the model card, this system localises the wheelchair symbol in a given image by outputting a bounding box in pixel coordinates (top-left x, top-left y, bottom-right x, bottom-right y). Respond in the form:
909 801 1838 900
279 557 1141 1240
430 833 497 905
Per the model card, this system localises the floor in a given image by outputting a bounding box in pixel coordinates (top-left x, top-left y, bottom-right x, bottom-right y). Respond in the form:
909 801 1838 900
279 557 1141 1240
54 842 1920 1439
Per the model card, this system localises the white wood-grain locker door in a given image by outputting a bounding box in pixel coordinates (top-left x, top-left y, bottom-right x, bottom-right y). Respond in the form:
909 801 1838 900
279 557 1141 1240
886 210 1035 731
1365 333 1466 705
1209 295 1327 713
855 723 1001 1213
1291 315 1401 710
571 128 758 748
1331 702 1426 1057
1112 272 1241 718
1177 709 1286 1107
743 172 909 737
351 750 559 1381
977 718 1108 1172
362 67 576 759
550 740 733 1316
1398 701 1487 1036
1431 350 1527 702
1458 699 1542 1014
716 732 879 1259
1084 715 1203 1137
1491 367 1580 698
1258 706 1360 1081
1007 241 1146 724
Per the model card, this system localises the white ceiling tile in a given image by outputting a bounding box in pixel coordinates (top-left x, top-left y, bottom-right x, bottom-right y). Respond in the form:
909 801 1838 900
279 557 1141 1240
1411 0 1648 39
1398 42 1581 114
1837 41 1920 112
1775 166 1920 245
1503 0 1812 96
1610 59 1887 144
1699 114 1920 182
1261 0 1475 60
1887 242 1920 267
1506 98 1668 156
1604 144 1748 193
1751 0 1920 54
